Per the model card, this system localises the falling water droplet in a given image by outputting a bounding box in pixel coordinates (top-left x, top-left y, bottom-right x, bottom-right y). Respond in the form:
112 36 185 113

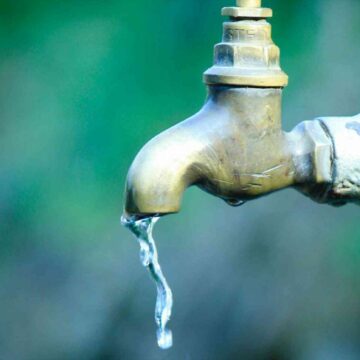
121 215 173 350
226 198 246 207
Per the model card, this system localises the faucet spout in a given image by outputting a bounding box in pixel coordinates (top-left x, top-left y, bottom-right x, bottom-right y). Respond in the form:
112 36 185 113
124 109 209 216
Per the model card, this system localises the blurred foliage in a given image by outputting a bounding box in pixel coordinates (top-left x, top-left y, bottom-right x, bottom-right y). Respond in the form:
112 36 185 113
0 0 360 359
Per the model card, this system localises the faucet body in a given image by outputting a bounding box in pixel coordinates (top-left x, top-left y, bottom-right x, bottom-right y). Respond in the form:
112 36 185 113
125 86 297 215
125 85 334 216
124 1 359 218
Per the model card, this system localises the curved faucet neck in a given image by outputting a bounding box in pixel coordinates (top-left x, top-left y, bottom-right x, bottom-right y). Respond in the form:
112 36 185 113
205 86 283 131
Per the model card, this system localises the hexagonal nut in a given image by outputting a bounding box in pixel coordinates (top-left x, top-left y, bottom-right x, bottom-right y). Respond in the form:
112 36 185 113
302 120 333 185
214 43 280 69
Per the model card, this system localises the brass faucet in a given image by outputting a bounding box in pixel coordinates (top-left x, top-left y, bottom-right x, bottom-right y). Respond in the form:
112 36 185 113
124 0 360 218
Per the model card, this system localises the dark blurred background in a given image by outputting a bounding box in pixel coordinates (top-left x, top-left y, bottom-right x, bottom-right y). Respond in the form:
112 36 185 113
1 0 360 359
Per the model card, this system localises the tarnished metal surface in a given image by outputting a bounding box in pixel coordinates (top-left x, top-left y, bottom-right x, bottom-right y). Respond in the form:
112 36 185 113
125 87 296 215
317 115 360 205
123 0 359 217
288 120 333 204
124 85 334 216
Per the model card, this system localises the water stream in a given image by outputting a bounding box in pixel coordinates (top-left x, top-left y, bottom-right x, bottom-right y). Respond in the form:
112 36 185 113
121 215 173 349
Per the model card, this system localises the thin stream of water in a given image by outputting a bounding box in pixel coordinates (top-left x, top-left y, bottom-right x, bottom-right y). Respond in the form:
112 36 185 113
121 215 173 350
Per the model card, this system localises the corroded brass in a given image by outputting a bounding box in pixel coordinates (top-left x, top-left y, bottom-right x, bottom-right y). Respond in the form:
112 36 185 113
123 1 358 218
124 86 330 216
125 87 292 215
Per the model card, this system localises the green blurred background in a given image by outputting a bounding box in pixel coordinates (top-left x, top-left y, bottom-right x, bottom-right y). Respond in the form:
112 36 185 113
1 0 360 359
